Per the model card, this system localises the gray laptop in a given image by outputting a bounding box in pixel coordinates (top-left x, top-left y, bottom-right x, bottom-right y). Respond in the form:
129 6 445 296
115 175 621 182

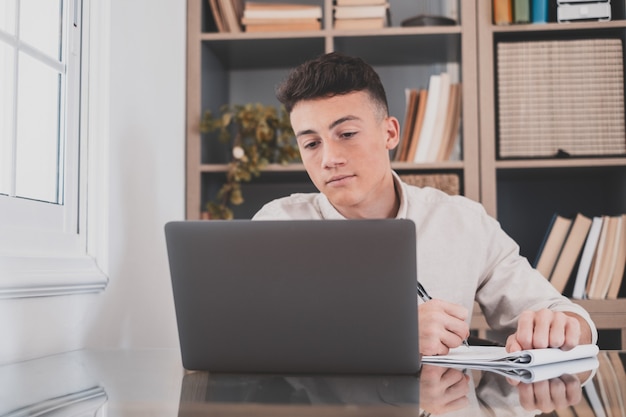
164 219 419 374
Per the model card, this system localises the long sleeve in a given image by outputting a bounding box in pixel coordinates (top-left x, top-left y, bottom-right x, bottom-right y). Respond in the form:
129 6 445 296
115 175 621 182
252 170 598 345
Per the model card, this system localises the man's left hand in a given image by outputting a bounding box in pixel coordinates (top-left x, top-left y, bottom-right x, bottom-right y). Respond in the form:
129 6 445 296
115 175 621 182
505 309 592 352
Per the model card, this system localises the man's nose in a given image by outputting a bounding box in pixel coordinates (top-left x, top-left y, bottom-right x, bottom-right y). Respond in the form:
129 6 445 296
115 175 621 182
321 140 346 168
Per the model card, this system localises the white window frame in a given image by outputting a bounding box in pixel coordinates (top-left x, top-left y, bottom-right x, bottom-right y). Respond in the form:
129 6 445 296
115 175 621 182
0 0 109 299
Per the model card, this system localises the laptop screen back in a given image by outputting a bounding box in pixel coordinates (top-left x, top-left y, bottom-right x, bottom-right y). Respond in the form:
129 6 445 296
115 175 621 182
165 219 419 374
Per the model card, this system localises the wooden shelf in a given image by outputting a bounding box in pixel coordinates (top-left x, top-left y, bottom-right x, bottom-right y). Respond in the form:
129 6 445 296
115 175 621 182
187 0 481 219
476 0 626 349
188 1 626 348
198 25 462 41
495 157 626 170
490 19 626 33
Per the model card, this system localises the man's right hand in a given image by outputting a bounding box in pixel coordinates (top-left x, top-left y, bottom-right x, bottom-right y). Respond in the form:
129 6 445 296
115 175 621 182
418 298 469 355
419 365 470 414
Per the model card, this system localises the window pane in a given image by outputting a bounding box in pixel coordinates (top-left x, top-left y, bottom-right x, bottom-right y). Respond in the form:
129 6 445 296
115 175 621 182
19 0 62 59
15 52 62 204
0 42 15 196
0 0 16 35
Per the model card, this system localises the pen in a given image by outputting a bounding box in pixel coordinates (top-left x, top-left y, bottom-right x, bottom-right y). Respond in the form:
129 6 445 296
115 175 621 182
417 281 470 348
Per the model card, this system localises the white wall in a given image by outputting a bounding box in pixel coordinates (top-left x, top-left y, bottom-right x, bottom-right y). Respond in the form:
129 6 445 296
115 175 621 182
0 0 185 364
84 0 185 350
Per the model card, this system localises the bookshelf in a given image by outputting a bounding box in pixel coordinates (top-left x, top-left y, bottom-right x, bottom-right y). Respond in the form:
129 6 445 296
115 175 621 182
186 0 480 220
187 0 626 348
476 1 626 348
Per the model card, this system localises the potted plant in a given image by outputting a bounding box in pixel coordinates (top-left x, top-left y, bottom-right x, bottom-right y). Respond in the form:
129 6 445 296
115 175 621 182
200 103 300 219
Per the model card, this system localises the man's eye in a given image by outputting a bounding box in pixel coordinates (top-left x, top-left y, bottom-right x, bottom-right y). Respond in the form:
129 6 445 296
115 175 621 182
340 131 356 139
304 140 320 150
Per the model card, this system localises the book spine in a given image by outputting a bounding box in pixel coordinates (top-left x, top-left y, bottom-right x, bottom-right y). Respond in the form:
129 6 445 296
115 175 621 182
413 74 442 162
572 216 603 299
514 0 531 23
531 0 549 23
494 0 513 25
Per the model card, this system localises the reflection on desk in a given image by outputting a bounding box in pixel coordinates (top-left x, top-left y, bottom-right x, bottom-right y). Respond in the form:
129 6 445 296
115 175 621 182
181 373 420 405
0 349 624 417
178 351 621 417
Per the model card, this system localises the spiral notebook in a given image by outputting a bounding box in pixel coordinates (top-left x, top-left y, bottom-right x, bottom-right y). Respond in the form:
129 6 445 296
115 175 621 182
422 344 599 383
422 344 598 367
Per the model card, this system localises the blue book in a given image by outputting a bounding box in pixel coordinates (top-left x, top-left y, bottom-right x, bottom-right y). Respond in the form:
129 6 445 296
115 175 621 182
531 0 549 23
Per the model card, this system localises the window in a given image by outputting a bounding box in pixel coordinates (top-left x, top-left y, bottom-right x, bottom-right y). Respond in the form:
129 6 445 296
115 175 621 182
0 0 108 298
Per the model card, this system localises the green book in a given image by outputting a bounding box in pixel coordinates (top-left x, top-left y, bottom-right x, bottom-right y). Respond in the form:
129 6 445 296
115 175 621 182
513 0 530 23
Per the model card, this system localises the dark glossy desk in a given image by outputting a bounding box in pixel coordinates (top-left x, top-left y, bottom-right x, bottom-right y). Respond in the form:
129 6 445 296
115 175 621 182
0 349 623 416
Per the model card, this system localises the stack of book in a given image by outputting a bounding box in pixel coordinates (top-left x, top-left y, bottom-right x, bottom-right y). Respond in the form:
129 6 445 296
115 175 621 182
333 0 390 30
497 38 626 159
534 212 626 299
241 2 322 32
393 73 462 163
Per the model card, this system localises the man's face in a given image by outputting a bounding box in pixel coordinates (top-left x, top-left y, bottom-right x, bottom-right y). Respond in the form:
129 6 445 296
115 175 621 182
290 91 400 218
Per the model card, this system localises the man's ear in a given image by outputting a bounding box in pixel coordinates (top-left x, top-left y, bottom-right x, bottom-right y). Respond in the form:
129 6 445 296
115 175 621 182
384 116 401 150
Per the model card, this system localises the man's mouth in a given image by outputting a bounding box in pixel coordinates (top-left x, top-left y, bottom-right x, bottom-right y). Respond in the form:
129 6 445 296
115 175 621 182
326 174 355 185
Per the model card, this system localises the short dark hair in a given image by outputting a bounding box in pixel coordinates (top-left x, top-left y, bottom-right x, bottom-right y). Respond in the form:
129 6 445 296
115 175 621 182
276 52 389 116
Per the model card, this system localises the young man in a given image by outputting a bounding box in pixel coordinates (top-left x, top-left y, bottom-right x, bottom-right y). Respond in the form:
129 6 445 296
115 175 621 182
253 52 596 355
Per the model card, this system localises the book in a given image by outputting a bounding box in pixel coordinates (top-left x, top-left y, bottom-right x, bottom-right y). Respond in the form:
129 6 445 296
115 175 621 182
334 4 389 19
588 216 621 299
534 214 573 279
586 216 612 300
602 215 625 299
597 216 623 299
335 0 387 5
493 0 513 24
572 216 604 299
557 2 611 23
513 0 530 23
606 214 626 299
413 74 442 162
425 72 452 162
334 17 387 30
395 89 419 162
219 0 243 32
208 0 227 32
405 89 428 162
243 2 323 19
232 0 245 24
241 17 321 25
244 1 318 10
531 0 549 22
422 344 599 368
244 21 321 32
436 82 462 162
549 213 592 294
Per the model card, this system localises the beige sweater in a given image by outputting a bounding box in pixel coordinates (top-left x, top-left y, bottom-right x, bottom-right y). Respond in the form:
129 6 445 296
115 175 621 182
253 171 598 344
